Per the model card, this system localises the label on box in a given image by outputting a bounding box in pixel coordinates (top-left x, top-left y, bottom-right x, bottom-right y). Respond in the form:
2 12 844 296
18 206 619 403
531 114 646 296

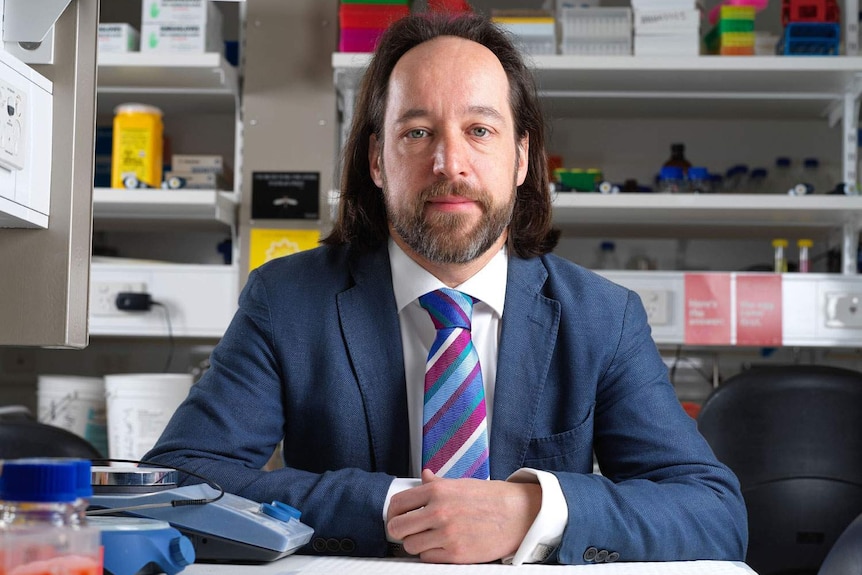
98 23 140 52
736 274 782 346
634 9 700 32
143 0 217 23
172 154 223 173
141 23 221 52
252 172 319 220
684 273 732 345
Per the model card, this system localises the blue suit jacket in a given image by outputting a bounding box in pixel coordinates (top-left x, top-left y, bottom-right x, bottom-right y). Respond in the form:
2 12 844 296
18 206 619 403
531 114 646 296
146 243 747 564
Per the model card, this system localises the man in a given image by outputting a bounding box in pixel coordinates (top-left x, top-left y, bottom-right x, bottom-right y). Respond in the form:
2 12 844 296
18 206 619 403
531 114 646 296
146 12 747 565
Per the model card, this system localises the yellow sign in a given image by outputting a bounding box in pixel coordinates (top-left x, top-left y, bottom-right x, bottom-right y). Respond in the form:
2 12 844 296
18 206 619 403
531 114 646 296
249 228 320 272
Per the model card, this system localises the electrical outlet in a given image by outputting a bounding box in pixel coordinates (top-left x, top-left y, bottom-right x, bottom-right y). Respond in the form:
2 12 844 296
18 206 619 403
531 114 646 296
824 292 862 328
90 281 147 316
636 289 671 326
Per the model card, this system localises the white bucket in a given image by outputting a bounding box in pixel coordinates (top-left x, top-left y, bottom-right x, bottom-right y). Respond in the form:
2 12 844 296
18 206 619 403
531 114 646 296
105 373 193 461
37 375 108 456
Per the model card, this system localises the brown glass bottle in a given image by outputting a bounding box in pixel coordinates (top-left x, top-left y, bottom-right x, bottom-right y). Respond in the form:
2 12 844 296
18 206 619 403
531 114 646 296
663 143 692 175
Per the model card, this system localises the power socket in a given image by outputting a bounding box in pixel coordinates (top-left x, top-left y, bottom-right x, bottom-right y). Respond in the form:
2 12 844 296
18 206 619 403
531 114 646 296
90 281 147 316
636 289 672 326
825 292 862 328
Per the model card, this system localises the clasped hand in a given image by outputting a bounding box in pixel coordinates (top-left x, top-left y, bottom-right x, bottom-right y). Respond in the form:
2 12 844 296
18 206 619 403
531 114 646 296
386 469 542 564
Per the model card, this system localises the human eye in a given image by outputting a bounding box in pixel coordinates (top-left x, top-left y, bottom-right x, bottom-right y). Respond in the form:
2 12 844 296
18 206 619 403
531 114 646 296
471 126 490 138
406 128 428 139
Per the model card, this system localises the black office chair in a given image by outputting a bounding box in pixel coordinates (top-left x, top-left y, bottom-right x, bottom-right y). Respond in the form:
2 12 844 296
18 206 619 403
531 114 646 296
697 365 862 575
0 418 103 459
819 511 862 575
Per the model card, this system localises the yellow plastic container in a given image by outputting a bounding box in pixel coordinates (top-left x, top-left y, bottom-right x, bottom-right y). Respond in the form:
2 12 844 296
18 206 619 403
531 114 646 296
111 103 163 188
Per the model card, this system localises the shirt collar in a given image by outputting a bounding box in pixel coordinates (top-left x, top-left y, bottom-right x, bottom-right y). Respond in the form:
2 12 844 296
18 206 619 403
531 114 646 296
388 236 507 316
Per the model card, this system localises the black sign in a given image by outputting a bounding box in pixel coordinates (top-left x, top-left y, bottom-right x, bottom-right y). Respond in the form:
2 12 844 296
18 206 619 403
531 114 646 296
252 171 319 220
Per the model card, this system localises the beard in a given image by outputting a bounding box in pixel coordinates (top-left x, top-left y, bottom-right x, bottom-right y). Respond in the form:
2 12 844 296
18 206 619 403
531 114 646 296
384 176 517 265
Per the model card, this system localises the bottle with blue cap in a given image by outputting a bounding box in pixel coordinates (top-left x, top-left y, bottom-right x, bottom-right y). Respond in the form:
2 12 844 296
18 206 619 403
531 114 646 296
0 458 102 574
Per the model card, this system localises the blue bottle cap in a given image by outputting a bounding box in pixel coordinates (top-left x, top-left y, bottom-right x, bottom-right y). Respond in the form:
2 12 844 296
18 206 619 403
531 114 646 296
600 241 615 251
659 166 684 179
775 157 791 167
803 158 819 168
0 459 78 503
687 166 709 179
751 168 768 179
73 459 93 499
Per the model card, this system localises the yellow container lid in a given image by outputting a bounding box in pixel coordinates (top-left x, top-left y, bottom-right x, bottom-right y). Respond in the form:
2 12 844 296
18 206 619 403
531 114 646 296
797 239 813 248
114 103 163 116
772 238 788 248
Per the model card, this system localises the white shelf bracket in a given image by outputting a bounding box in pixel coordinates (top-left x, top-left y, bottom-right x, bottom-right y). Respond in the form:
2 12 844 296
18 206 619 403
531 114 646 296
2 0 71 42
847 0 859 55
841 222 860 275
841 91 860 196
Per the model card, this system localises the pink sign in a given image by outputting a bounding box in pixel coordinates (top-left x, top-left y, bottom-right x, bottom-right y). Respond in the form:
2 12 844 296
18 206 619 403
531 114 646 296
736 274 782 346
685 274 732 345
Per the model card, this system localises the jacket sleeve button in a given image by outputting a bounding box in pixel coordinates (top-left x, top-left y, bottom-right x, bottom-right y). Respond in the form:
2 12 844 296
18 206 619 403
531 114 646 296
595 549 609 562
311 537 327 552
607 551 620 563
583 546 598 562
340 538 356 553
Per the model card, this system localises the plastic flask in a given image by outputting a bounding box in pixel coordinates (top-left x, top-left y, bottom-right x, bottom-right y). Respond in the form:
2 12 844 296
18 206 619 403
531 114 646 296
687 166 712 193
0 458 102 575
657 166 686 193
797 239 813 273
772 239 788 273
593 241 621 270
663 143 692 174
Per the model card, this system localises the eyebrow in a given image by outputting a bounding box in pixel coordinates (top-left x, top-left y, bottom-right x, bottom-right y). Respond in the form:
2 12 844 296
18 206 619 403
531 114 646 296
394 105 506 126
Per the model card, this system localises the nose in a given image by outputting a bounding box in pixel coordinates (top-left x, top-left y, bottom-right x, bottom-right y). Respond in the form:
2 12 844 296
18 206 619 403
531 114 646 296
432 131 469 180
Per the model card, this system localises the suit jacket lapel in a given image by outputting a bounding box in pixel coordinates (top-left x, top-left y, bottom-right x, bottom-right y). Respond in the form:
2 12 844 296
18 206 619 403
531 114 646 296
490 256 560 479
337 245 411 476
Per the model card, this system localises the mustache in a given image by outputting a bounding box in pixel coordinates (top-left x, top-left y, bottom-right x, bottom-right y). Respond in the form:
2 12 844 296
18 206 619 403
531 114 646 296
420 180 483 202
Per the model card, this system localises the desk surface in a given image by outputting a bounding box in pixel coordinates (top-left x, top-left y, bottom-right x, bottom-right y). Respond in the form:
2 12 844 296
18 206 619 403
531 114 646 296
184 556 757 574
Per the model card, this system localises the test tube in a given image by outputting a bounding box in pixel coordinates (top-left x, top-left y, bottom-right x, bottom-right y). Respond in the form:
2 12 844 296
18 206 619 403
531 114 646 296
797 239 813 273
772 239 788 273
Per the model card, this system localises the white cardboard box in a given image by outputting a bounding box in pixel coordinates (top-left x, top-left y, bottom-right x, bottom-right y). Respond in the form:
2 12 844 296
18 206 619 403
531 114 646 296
141 23 222 53
142 0 220 24
634 9 700 34
98 23 140 53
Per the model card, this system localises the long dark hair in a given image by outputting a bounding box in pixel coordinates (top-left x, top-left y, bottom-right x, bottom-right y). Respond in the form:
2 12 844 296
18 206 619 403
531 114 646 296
323 12 559 258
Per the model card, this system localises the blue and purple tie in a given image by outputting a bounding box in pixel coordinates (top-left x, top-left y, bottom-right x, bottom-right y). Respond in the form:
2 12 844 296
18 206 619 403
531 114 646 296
418 288 490 480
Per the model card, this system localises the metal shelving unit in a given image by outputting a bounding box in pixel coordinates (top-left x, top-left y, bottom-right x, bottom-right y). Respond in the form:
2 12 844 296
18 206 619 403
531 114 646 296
333 53 862 274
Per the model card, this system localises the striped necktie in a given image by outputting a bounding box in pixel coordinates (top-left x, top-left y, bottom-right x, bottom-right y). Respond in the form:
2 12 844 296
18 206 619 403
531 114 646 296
418 288 490 480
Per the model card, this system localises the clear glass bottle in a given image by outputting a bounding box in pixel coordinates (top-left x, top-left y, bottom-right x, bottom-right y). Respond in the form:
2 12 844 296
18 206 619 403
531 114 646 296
797 239 813 273
772 156 794 194
746 168 768 194
687 166 711 193
593 241 621 270
772 238 788 273
0 459 101 575
657 166 686 194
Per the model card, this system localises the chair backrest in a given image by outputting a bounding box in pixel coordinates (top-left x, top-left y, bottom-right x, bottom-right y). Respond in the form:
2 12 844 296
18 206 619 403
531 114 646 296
0 419 102 459
698 365 862 575
818 511 862 575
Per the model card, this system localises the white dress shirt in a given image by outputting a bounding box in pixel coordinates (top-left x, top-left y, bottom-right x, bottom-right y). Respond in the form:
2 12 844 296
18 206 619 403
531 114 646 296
383 238 568 565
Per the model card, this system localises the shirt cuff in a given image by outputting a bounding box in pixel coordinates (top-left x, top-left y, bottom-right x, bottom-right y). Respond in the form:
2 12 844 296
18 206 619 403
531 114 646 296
503 468 568 566
382 477 422 542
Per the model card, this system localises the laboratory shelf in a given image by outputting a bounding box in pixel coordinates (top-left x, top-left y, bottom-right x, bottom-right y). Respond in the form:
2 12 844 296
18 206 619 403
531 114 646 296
552 193 862 239
332 53 862 120
92 188 238 231
97 52 239 114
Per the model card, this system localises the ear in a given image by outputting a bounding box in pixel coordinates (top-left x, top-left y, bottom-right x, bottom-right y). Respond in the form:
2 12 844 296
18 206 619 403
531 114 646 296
516 134 529 186
369 134 383 188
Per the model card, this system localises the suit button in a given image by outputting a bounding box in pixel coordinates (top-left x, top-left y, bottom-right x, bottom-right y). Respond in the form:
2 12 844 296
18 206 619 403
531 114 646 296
340 538 356 553
595 549 609 563
311 537 327 552
326 538 341 552
607 551 620 563
583 546 598 562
